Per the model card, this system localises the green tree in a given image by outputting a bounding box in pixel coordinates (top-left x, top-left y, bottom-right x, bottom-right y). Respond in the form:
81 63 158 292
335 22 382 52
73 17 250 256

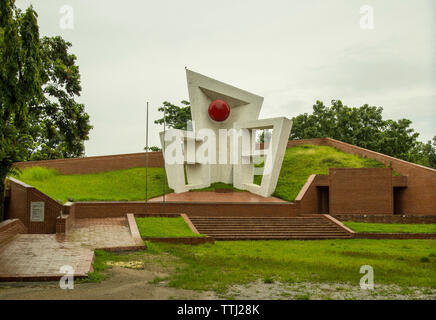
155 100 191 129
290 100 435 168
25 36 92 160
144 146 161 152
0 1 92 220
1 1 42 220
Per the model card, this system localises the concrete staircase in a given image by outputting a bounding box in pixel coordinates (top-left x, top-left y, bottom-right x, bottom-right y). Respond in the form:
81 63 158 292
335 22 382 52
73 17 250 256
189 215 353 240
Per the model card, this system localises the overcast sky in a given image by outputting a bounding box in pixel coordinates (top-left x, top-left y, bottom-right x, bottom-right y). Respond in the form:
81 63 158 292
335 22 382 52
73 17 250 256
17 0 436 156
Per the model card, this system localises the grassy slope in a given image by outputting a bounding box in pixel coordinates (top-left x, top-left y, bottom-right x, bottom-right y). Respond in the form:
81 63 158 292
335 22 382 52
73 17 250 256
135 217 204 238
13 145 388 203
344 222 436 234
13 167 172 203
89 240 436 291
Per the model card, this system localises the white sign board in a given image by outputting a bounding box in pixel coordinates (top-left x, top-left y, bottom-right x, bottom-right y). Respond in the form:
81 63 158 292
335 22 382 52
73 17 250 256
30 202 45 222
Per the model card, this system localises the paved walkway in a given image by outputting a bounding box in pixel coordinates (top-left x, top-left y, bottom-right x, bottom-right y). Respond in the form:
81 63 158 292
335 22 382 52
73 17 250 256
149 191 288 203
0 234 93 280
67 218 137 249
0 217 142 281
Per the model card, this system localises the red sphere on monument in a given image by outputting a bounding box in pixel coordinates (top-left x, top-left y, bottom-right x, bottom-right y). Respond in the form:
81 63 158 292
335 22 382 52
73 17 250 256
208 99 230 122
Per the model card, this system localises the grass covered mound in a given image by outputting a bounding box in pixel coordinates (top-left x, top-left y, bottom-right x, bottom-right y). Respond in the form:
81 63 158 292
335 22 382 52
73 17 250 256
344 222 436 234
270 145 387 201
12 144 388 203
135 217 204 238
13 167 172 203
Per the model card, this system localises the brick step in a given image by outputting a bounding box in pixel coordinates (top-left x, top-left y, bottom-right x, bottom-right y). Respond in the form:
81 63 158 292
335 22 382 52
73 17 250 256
189 217 324 220
213 235 352 240
200 231 349 235
191 222 329 225
193 223 336 226
189 216 351 240
195 226 342 231
197 225 332 228
190 219 327 222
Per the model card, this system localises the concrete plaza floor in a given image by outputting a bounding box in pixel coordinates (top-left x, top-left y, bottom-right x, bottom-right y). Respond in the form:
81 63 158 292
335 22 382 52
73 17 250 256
0 217 141 281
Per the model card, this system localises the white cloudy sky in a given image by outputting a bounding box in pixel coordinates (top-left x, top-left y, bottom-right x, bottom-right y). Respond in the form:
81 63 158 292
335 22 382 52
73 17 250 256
17 0 436 156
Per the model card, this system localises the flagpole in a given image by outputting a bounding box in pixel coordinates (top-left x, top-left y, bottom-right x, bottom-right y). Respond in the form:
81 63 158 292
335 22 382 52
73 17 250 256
162 103 166 214
145 101 149 214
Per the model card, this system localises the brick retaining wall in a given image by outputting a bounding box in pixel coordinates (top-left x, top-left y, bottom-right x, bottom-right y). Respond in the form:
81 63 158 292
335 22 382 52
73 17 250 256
334 214 436 224
6 178 64 233
0 219 27 246
354 233 436 239
13 151 164 174
70 201 299 219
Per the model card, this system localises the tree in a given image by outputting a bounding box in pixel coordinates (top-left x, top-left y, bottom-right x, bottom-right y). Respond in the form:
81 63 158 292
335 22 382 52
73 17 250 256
1 1 42 220
144 146 161 152
25 36 92 160
258 130 272 143
154 100 191 129
0 1 92 220
290 100 436 168
428 136 436 168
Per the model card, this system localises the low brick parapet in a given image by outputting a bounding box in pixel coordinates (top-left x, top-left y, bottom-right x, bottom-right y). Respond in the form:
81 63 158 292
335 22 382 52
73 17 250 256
0 219 27 246
334 214 436 224
141 236 214 245
354 233 436 239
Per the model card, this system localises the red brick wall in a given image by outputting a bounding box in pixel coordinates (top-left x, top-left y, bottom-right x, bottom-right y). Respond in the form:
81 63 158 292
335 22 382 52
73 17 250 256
329 168 393 215
8 137 436 221
295 175 329 215
55 203 75 234
289 138 436 215
0 219 27 246
333 214 436 224
322 138 436 215
70 201 298 219
6 178 64 233
13 151 164 174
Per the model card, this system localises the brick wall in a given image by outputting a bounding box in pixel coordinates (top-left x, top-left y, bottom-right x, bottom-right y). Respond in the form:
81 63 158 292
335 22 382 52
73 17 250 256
55 202 75 234
8 137 436 224
0 219 27 246
70 201 298 219
290 138 436 215
6 178 64 233
334 214 436 224
322 138 436 215
329 168 393 215
295 175 329 215
13 151 164 174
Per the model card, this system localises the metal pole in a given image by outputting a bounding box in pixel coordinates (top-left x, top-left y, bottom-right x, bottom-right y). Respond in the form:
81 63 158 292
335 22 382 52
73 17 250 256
145 101 149 213
163 103 166 214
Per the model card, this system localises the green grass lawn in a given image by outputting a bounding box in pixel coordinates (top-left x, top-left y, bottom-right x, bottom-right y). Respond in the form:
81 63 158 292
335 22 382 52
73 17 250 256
13 144 390 203
135 217 204 238
88 239 436 292
12 166 172 203
344 222 436 233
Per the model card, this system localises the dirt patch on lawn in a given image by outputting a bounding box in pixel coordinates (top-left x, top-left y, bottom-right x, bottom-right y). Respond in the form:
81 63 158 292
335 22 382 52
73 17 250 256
0 266 217 300
225 279 436 300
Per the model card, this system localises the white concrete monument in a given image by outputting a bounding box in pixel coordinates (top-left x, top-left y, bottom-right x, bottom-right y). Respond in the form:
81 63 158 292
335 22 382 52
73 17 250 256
159 69 292 197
